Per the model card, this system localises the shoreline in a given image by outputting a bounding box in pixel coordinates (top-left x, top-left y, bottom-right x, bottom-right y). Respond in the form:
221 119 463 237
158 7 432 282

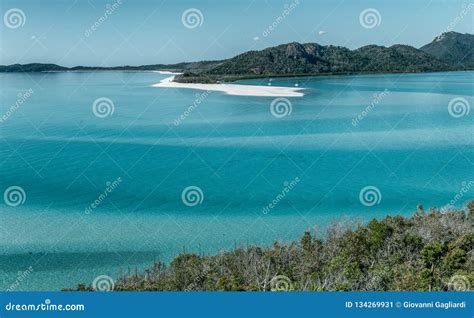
2 69 470 80
152 74 305 97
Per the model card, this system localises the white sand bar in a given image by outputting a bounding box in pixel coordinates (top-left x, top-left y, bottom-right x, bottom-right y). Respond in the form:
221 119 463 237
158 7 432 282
153 70 179 75
152 75 305 97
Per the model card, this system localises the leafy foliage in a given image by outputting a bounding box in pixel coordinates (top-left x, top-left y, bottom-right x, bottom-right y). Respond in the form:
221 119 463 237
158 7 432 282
69 203 473 291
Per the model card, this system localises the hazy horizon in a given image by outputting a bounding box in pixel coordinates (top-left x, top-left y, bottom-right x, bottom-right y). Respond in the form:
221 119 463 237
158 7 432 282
1 30 473 68
1 0 473 67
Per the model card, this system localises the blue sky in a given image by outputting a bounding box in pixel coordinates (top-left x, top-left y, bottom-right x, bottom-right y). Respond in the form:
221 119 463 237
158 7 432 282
1 0 472 66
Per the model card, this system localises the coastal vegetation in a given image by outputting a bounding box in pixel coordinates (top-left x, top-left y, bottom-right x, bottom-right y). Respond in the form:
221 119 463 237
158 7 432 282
70 202 473 291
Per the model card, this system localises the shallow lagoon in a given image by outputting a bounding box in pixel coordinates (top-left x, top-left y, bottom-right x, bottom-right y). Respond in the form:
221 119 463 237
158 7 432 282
1 71 472 290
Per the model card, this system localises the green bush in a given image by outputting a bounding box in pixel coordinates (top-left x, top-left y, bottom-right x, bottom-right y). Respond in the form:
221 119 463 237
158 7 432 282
68 202 473 291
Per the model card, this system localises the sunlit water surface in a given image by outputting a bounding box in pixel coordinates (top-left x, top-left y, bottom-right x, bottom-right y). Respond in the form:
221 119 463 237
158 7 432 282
1 71 472 290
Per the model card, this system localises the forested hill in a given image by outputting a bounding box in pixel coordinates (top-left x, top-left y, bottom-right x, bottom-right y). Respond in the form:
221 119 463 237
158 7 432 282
201 42 451 75
176 32 472 82
421 32 474 67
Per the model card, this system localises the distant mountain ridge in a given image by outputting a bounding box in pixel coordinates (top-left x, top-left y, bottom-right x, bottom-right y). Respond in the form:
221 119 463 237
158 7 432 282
0 61 222 73
1 32 472 83
420 31 474 67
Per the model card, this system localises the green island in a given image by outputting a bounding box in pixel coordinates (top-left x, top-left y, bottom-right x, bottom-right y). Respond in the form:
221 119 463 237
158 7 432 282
175 32 474 83
2 32 473 85
68 203 473 291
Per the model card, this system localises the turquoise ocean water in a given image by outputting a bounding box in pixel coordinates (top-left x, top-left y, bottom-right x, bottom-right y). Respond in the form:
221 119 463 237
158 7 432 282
0 71 473 290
